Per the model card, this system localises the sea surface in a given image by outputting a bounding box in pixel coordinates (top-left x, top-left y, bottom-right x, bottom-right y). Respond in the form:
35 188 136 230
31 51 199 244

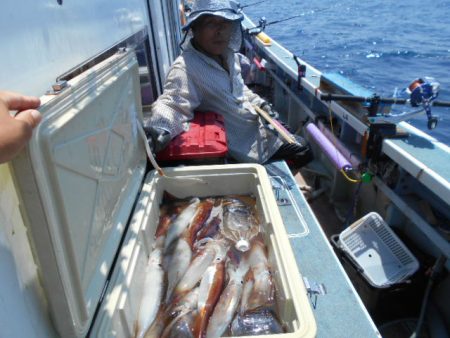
244 0 450 145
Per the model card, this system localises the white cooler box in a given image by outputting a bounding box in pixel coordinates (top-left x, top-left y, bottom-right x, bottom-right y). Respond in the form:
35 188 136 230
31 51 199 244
12 52 316 338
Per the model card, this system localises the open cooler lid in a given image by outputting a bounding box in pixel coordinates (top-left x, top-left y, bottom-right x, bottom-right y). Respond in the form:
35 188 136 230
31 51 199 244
12 52 146 337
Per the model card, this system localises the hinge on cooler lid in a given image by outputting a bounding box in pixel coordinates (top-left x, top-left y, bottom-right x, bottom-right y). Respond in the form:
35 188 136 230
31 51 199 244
303 277 326 309
47 80 69 95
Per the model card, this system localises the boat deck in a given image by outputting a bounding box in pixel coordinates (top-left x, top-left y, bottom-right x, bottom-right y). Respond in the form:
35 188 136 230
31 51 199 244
243 16 450 207
383 123 450 206
265 161 380 338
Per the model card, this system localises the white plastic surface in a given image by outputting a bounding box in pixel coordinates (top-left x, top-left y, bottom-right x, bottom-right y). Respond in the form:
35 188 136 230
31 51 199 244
12 52 146 337
339 212 419 288
0 0 148 96
91 164 317 338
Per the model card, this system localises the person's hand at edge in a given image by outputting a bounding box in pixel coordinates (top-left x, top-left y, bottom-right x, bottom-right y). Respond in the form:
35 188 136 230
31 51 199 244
0 91 42 164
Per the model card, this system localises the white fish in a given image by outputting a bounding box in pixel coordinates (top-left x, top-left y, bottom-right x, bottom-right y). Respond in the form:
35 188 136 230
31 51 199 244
164 198 200 252
135 246 164 338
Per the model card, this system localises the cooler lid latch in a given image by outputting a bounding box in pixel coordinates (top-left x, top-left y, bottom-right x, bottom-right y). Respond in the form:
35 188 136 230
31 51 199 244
303 277 327 309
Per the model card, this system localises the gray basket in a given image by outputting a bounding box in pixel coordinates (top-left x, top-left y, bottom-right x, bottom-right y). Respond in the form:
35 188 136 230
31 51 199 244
338 212 419 288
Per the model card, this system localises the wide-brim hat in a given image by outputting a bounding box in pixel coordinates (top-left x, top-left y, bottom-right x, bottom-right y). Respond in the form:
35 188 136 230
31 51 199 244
182 0 244 32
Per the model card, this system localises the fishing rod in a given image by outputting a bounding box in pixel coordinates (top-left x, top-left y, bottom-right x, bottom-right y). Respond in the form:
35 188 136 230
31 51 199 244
320 93 450 107
245 7 330 35
245 14 301 35
320 79 450 129
239 0 267 10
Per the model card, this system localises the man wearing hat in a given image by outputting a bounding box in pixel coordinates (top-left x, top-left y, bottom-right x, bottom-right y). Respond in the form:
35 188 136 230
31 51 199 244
144 0 310 164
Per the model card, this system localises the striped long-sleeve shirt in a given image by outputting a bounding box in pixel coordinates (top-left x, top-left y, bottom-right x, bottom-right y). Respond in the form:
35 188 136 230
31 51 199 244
144 40 282 163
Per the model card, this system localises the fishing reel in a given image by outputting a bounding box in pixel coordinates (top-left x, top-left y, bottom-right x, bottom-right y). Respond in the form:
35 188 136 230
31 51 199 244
245 17 267 35
321 77 449 130
244 14 301 35
366 77 442 130
258 17 267 31
406 78 440 129
321 78 448 160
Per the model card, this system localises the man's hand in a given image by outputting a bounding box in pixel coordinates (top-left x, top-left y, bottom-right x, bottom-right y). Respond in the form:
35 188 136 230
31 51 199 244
260 101 279 120
0 91 42 164
142 120 171 153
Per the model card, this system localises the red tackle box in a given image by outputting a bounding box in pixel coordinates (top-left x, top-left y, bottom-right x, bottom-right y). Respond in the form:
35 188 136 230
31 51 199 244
156 111 228 161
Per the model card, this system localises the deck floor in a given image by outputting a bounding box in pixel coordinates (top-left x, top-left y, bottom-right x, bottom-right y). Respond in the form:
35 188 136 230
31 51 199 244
264 161 380 338
293 168 343 236
290 165 429 334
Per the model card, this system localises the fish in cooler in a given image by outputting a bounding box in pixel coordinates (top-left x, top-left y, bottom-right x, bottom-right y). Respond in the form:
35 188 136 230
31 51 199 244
135 195 284 337
194 244 227 337
165 199 214 303
241 236 275 313
174 239 225 302
230 309 284 336
196 199 223 241
206 248 249 338
134 237 164 338
164 198 201 251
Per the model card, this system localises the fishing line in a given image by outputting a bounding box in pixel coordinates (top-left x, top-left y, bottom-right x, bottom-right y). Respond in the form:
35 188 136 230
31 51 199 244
239 0 267 9
137 122 206 184
137 122 165 176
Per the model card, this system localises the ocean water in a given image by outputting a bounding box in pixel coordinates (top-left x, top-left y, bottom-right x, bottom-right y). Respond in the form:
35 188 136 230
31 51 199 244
244 0 450 145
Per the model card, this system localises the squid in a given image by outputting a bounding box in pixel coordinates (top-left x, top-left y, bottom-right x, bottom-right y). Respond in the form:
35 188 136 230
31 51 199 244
195 200 223 242
174 239 226 299
165 199 214 303
134 245 164 338
206 249 249 338
164 198 201 251
240 237 274 314
230 309 284 335
161 310 197 338
193 249 226 337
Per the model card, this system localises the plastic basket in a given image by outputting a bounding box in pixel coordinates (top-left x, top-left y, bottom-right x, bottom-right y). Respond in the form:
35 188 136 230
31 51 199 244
338 212 419 288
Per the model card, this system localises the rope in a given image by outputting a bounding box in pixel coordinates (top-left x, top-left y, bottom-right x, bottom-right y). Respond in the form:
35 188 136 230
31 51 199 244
340 169 360 183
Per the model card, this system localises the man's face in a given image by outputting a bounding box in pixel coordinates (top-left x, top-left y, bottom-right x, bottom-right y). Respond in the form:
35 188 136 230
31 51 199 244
192 15 233 56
